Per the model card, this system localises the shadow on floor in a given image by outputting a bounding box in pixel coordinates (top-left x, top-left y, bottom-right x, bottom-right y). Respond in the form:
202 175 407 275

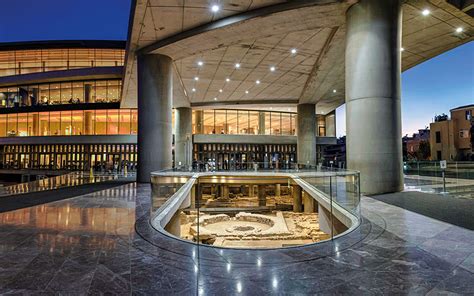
370 191 474 230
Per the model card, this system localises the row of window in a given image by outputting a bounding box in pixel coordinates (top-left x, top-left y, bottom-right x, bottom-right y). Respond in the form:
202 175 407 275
0 79 121 108
0 109 137 137
0 108 336 138
192 109 335 137
0 144 137 171
0 48 124 77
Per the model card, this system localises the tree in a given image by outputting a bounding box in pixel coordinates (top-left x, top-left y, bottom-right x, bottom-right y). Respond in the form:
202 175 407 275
416 140 431 160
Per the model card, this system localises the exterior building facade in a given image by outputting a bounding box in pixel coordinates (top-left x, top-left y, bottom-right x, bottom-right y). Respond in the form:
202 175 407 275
430 104 474 161
405 128 431 160
0 41 336 181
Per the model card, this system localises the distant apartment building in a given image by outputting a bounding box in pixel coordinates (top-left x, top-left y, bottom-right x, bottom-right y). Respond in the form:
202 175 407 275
405 128 431 160
430 104 474 161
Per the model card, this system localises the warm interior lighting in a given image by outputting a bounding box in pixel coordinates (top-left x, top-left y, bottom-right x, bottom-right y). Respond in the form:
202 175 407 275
245 90 249 94
219 89 223 93
192 88 196 92
332 89 337 93
456 27 463 33
291 48 297 54
197 61 203 66
422 9 430 16
256 80 260 84
226 78 230 82
235 63 241 68
213 97 217 101
194 77 199 81
211 5 219 12
270 66 276 72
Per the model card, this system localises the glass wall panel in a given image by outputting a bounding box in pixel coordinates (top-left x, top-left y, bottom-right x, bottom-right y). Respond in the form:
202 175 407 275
238 110 250 134
107 80 120 102
95 81 107 103
119 109 131 134
107 109 119 135
39 84 49 105
95 110 107 134
61 82 73 104
249 111 259 135
264 112 271 135
72 81 84 103
17 113 28 136
7 87 18 108
0 88 7 108
215 110 226 134
131 109 138 134
72 111 83 135
50 112 60 135
39 112 49 135
60 111 72 135
281 113 292 135
226 110 237 134
50 84 61 105
0 114 6 136
271 112 281 135
7 113 17 136
203 110 215 134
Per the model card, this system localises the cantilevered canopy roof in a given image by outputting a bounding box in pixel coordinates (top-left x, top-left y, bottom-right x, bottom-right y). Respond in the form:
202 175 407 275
121 0 473 114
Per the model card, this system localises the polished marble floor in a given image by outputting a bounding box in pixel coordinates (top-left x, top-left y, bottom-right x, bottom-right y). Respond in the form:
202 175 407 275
0 183 473 295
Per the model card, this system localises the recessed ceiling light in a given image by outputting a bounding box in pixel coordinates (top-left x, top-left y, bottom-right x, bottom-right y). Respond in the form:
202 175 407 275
235 63 241 69
256 80 260 84
194 77 199 81
226 78 230 82
291 48 297 54
197 61 203 66
219 89 223 93
245 90 249 94
456 27 463 33
400 47 405 52
422 9 430 16
213 97 217 101
192 88 196 92
270 66 276 72
211 4 219 12
333 89 337 93
270 107 273 110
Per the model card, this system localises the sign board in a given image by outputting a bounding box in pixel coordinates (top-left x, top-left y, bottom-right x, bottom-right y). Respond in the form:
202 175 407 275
440 160 447 170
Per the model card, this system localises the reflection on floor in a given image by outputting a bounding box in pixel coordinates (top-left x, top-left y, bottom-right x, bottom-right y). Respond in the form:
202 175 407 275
0 183 473 294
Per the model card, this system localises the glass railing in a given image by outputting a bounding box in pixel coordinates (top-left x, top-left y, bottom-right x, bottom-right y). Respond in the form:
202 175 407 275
0 171 135 197
404 161 474 197
150 167 360 249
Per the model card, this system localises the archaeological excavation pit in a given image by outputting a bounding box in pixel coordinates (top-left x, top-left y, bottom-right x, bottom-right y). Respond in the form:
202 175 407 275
152 172 360 249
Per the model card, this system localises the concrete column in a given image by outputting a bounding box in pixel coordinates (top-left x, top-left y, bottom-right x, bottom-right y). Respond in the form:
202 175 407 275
302 191 315 213
222 185 229 199
297 104 316 167
165 211 181 237
84 84 92 103
248 185 254 197
32 113 39 136
292 185 302 212
175 107 193 168
275 184 281 197
195 110 204 134
84 111 94 135
258 112 266 135
137 54 173 183
258 185 266 206
345 0 403 194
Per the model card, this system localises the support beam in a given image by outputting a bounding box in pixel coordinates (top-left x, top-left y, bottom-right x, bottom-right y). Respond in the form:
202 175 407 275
303 191 315 213
292 185 302 212
275 184 281 197
258 185 266 206
175 107 193 169
345 0 403 194
297 104 316 167
137 54 173 183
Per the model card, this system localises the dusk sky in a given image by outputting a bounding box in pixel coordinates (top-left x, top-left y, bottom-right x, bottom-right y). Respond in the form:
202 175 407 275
1 0 472 138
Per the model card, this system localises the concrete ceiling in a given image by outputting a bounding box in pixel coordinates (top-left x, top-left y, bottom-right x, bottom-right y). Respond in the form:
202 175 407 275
122 0 473 114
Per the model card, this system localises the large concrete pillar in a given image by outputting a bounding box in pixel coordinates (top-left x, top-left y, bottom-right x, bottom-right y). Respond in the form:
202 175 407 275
137 54 173 183
84 84 92 103
297 104 316 166
175 107 192 169
32 113 39 136
84 111 93 135
345 0 403 194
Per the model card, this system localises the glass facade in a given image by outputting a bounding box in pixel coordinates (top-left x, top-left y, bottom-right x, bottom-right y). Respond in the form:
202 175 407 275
192 109 336 137
0 109 137 137
0 79 121 108
0 48 124 77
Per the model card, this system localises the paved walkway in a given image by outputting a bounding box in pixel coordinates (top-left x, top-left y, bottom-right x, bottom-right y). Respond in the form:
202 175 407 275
0 183 473 294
